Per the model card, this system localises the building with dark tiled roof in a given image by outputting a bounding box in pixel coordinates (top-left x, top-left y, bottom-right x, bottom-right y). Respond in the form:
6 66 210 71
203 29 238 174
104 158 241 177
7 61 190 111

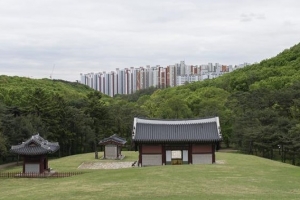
99 134 127 159
10 134 59 173
132 117 222 166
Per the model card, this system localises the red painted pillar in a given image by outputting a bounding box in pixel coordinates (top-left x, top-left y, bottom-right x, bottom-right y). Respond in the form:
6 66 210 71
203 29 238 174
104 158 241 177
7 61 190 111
118 146 120 158
40 156 43 173
139 144 142 166
45 157 48 170
23 156 25 173
104 145 106 159
188 144 193 164
212 144 215 163
162 145 166 165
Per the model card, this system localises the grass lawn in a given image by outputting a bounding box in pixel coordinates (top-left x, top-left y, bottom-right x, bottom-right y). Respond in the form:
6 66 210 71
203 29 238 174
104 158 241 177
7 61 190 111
0 151 300 200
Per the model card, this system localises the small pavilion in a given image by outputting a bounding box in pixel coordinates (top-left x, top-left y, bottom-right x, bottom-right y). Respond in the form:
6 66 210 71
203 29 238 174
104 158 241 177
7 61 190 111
99 134 127 159
10 134 60 173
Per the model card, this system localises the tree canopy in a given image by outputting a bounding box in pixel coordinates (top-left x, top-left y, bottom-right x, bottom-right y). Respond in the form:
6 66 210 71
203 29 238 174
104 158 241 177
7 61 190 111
1 42 300 165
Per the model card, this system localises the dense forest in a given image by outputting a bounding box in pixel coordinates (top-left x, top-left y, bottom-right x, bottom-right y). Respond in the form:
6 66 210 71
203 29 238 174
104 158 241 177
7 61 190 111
1 42 300 165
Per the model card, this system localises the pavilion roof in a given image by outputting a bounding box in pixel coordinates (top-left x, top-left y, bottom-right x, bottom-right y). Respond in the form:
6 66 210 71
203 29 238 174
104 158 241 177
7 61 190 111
132 117 222 143
99 134 127 146
10 134 60 156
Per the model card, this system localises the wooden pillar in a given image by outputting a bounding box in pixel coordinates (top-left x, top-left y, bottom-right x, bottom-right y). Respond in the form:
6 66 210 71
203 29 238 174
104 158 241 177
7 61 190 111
188 144 193 164
40 156 43 173
139 144 142 166
116 146 118 158
162 144 166 165
104 145 106 159
118 145 122 158
45 157 48 171
23 156 25 173
212 143 215 163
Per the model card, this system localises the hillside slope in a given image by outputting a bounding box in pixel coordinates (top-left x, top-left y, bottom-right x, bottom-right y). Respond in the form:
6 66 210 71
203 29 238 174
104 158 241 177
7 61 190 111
137 42 300 165
0 75 96 105
178 42 300 93
1 152 300 200
1 42 300 166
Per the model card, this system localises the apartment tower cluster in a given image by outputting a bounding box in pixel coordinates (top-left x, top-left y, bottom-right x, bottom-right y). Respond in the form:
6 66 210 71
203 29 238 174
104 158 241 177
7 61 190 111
80 61 249 97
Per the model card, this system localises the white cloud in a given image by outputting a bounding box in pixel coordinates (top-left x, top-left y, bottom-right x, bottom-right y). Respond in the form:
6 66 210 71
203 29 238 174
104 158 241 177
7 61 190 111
0 0 300 81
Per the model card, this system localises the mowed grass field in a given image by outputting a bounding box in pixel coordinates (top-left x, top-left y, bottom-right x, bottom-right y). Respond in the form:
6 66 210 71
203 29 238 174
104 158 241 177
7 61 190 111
1 151 300 200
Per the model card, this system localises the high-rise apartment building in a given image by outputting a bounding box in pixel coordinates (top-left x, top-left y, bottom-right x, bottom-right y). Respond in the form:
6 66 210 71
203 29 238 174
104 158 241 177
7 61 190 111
80 61 248 97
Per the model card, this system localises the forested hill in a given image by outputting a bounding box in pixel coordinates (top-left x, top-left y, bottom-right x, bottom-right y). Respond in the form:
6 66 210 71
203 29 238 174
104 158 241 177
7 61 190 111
0 76 117 160
0 76 96 105
1 42 300 165
217 42 300 92
130 42 300 165
176 42 300 93
0 74 145 160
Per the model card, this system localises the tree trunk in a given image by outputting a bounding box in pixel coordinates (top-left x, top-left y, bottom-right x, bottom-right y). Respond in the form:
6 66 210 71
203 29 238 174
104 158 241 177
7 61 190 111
94 140 98 159
226 140 230 148
283 149 286 163
270 148 273 159
68 141 72 156
292 150 295 165
249 141 253 154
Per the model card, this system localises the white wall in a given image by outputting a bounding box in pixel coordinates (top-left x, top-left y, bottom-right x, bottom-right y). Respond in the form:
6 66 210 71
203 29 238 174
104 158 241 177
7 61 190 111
105 144 117 159
25 163 39 173
142 154 162 166
192 154 212 164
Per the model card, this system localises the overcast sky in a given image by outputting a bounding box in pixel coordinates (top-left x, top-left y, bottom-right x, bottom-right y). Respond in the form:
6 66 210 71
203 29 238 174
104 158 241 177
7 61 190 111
0 0 300 82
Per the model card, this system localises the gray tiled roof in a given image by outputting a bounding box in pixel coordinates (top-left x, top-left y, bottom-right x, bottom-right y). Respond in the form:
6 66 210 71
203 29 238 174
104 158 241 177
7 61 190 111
10 134 60 155
99 134 127 145
132 117 222 142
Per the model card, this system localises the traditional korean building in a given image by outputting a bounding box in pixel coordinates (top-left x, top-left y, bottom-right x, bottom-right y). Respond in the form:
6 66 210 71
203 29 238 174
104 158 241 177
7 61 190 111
10 134 59 173
99 134 127 159
132 117 222 166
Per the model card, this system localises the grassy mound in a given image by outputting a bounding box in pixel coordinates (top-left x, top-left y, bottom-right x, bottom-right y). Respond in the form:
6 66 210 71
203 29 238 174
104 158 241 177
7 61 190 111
0 151 299 199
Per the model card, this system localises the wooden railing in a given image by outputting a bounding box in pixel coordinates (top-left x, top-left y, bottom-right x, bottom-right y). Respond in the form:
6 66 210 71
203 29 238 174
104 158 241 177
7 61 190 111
0 172 84 178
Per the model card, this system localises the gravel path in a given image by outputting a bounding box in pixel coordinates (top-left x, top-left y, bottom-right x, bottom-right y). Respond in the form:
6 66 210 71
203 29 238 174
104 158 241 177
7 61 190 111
78 162 134 169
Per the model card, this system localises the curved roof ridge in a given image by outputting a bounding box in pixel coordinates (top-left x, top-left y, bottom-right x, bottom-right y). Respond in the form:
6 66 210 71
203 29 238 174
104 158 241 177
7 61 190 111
99 134 127 145
135 117 218 125
10 134 60 155
132 117 222 142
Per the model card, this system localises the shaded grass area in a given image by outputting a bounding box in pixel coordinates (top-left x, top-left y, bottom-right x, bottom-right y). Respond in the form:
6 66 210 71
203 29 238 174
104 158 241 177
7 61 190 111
1 152 300 200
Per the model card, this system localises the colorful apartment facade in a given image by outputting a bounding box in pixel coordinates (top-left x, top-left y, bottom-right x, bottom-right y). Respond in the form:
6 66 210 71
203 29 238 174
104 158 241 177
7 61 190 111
80 61 249 97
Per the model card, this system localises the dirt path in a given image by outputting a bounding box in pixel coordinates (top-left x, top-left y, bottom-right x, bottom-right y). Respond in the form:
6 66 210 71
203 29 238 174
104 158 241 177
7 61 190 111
0 162 18 170
218 149 238 153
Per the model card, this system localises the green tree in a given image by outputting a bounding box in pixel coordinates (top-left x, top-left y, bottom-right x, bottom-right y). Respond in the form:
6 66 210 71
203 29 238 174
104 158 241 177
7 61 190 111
157 97 192 119
86 91 112 159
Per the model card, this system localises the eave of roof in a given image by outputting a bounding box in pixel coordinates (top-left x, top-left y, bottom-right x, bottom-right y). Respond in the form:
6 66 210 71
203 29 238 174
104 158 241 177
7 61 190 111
99 134 127 145
132 117 222 142
134 117 219 125
10 134 60 155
